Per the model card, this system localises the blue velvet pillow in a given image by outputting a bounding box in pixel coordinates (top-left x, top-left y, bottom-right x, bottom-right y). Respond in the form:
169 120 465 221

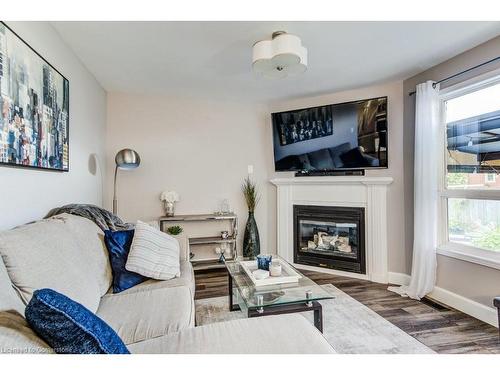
104 229 148 293
25 289 129 354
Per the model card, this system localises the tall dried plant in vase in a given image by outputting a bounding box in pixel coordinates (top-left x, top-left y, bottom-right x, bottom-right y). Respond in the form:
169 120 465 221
242 176 260 258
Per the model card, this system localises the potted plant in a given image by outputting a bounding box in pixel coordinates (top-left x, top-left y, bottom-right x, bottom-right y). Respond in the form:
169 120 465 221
242 176 260 258
160 191 180 217
165 224 189 258
166 225 183 236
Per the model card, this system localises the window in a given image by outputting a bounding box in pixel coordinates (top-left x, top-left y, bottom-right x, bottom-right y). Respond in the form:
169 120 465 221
485 173 496 183
439 77 500 262
447 198 500 251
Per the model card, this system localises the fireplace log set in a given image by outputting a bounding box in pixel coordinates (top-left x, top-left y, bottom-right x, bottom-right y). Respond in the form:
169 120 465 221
294 205 365 274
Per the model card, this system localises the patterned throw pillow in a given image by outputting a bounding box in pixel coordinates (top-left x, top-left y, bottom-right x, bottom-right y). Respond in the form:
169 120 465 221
25 289 129 354
125 221 180 280
104 229 148 293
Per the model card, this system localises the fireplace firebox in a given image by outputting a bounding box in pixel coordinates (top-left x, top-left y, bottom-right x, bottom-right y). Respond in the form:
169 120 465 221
293 205 365 274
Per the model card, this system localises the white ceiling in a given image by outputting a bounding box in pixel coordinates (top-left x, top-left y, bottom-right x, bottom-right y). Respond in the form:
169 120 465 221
51 21 500 101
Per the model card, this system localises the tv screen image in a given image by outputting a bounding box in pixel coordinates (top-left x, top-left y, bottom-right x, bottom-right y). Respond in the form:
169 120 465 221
272 97 388 172
277 105 333 146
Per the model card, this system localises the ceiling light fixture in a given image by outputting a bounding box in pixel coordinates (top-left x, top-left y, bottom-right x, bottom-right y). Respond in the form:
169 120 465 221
252 31 307 79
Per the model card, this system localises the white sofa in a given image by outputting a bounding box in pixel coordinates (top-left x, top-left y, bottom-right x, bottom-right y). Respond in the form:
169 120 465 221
0 213 334 354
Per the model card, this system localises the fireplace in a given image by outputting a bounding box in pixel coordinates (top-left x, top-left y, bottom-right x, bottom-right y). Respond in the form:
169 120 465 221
293 205 366 274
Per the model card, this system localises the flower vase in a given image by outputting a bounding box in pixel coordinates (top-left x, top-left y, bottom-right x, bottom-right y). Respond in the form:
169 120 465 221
164 201 175 217
243 211 260 258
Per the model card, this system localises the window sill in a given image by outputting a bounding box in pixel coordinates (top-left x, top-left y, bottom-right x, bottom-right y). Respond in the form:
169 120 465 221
437 243 500 271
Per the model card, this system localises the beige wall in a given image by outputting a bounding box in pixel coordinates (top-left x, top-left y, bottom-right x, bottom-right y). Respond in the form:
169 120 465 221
0 22 107 230
403 35 500 307
107 80 407 273
106 94 272 253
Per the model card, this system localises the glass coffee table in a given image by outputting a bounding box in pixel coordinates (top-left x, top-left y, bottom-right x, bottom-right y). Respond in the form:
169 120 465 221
225 256 333 332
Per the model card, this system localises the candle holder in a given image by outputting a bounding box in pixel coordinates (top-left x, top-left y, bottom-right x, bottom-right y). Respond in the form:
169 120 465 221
256 254 272 271
269 260 282 277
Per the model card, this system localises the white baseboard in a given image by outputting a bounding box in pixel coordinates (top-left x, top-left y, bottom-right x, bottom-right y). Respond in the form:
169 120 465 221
388 272 411 286
293 263 370 281
387 272 498 328
428 287 498 328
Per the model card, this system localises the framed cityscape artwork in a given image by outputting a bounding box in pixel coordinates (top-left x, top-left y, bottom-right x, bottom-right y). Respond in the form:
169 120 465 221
0 22 69 171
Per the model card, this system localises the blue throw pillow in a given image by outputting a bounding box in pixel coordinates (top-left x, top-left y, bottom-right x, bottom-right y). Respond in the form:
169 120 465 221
104 229 148 293
25 289 129 354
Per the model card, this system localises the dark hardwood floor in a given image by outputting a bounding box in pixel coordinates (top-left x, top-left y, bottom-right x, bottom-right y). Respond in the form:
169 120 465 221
194 268 500 354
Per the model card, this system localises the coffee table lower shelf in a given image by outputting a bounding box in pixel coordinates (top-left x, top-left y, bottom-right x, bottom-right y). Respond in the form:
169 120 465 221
228 273 324 333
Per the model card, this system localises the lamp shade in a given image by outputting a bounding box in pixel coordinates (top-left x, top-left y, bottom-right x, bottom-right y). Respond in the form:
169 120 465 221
252 31 307 79
115 149 140 170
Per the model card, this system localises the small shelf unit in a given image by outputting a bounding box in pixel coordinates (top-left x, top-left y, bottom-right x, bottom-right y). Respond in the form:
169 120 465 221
189 236 236 246
159 213 238 271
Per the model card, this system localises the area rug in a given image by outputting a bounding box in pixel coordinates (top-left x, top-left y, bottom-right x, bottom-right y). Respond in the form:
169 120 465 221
195 284 435 354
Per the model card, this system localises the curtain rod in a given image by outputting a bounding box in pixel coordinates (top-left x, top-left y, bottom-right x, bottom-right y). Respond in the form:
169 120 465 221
408 56 500 96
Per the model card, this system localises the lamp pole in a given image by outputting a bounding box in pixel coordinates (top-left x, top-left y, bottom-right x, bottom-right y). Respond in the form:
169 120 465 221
112 149 140 216
112 165 119 215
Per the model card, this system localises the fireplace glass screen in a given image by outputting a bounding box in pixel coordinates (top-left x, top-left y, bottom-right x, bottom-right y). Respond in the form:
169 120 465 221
298 219 359 259
294 205 365 274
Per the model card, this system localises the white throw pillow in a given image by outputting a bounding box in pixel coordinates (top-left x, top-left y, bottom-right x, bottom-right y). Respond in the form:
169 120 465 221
125 221 180 280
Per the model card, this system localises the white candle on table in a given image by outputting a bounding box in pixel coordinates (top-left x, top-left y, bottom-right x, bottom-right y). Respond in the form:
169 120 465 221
269 261 282 277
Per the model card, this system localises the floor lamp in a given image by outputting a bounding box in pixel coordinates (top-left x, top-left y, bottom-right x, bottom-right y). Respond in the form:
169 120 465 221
113 148 141 215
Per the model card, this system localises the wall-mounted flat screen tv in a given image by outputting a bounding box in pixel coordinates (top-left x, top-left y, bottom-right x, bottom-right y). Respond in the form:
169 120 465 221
272 97 388 172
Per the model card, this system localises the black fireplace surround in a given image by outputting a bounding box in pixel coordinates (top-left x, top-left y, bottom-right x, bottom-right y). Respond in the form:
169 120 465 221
293 205 366 274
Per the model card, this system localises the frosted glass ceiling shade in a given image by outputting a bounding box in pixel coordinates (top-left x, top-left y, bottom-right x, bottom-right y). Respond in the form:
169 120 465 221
252 32 307 78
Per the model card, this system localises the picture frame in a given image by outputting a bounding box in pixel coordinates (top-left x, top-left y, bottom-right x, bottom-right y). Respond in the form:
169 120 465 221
0 21 70 172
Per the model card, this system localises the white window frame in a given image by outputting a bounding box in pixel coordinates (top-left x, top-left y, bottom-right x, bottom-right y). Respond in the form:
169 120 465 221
485 173 496 183
437 71 500 270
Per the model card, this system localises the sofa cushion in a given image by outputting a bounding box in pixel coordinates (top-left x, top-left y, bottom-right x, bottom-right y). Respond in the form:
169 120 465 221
104 229 148 293
328 142 352 168
97 285 194 345
0 310 52 354
25 289 129 354
307 148 335 170
126 221 180 280
117 260 195 296
297 154 313 170
0 215 102 312
274 154 303 171
339 146 372 168
127 314 335 354
62 214 113 296
0 257 25 317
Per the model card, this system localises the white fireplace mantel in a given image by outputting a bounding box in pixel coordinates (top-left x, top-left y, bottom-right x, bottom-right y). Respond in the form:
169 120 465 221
270 176 393 283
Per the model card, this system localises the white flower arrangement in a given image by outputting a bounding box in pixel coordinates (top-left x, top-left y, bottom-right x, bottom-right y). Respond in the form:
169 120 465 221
160 190 180 203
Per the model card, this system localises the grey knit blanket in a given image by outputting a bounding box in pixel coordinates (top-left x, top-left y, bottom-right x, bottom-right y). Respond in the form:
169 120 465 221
45 204 134 232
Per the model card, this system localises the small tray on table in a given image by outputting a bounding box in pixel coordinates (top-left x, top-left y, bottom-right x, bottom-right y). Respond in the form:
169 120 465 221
239 259 302 287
